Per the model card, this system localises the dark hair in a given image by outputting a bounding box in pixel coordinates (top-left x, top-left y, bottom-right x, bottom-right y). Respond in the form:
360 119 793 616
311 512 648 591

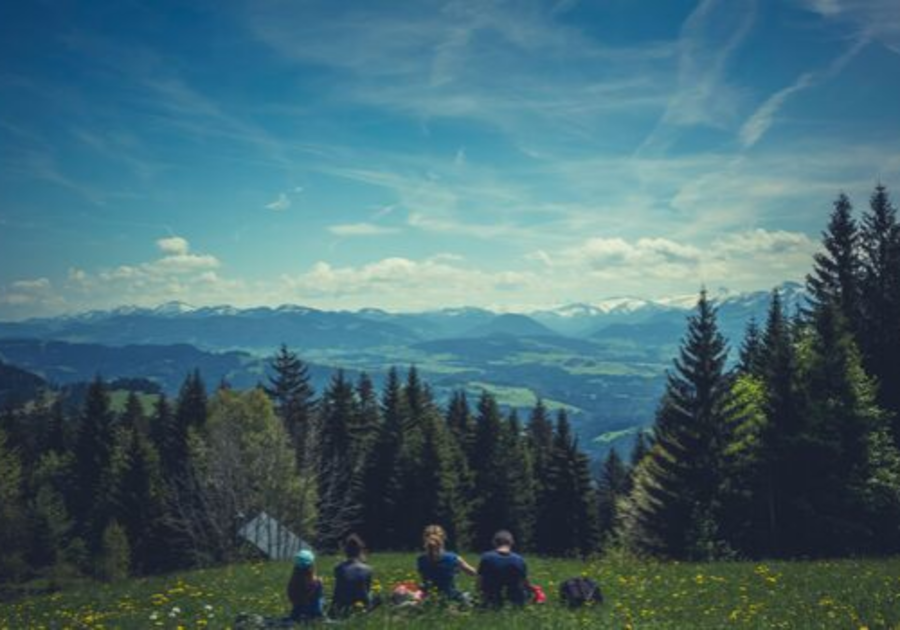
492 530 515 548
288 566 317 606
344 533 367 560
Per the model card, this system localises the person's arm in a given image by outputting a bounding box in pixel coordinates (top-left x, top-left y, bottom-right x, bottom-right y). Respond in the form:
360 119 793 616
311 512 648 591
457 555 477 577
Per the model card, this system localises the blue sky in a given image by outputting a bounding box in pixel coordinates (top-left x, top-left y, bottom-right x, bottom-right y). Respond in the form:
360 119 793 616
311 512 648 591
1 0 899 318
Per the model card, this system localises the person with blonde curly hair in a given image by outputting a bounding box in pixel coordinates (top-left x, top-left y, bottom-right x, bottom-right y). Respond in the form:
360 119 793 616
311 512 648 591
416 524 476 602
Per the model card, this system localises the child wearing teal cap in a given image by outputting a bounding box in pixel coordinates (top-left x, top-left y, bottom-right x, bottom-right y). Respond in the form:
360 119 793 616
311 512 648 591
288 548 324 621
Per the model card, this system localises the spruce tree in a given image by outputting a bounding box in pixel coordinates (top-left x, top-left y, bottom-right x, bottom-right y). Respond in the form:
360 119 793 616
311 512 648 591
360 368 406 548
859 184 900 433
797 301 884 554
446 390 474 461
503 411 537 548
738 317 765 377
471 391 513 549
73 377 115 551
806 192 860 326
597 448 629 544
176 370 208 431
619 291 733 558
758 290 803 556
265 344 317 465
317 369 360 547
536 411 600 556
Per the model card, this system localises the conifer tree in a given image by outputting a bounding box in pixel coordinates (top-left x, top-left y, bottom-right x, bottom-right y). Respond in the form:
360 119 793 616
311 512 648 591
796 301 884 554
535 411 599 556
360 368 406 548
110 421 165 574
471 391 514 548
351 373 381 475
738 317 765 376
265 344 317 464
176 370 208 431
859 184 900 432
317 370 360 547
73 377 115 551
503 411 537 548
446 390 475 461
0 428 27 581
619 291 733 558
806 193 860 326
597 448 629 544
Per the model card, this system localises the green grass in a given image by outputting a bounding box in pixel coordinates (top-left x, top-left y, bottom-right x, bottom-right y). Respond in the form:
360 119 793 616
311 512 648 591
465 382 580 413
3 553 900 628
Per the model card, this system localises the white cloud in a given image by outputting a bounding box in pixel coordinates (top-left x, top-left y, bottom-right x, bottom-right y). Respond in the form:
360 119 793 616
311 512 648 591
265 192 291 211
157 235 190 256
11 277 52 292
800 0 900 53
328 222 400 237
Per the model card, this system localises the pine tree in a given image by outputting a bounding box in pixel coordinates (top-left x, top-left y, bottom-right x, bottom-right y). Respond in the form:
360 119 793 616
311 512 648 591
265 344 317 465
536 411 599 556
110 422 165 574
317 370 360 548
360 368 406 548
796 301 884 554
176 370 208 431
859 184 900 434
471 391 513 549
619 291 733 558
0 428 27 581
597 448 629 544
446 390 474 461
73 377 116 551
757 290 803 556
738 317 765 377
806 192 860 326
503 411 537 548
351 373 381 476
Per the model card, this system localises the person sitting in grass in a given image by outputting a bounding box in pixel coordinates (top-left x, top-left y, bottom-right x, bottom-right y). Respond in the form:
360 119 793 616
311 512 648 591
330 534 376 617
287 549 324 622
477 530 529 608
416 524 477 603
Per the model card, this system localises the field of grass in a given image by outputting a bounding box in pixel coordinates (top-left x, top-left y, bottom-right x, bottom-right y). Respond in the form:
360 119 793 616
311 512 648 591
3 552 900 629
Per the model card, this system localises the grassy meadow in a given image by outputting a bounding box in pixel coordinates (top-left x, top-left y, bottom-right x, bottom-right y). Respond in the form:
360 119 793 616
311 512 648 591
2 553 900 629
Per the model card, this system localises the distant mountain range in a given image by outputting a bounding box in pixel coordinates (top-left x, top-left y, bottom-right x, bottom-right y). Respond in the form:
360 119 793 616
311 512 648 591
0 282 808 464
0 282 807 352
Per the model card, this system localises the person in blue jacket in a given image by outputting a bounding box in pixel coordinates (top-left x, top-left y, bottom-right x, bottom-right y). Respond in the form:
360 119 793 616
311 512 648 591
331 534 376 617
416 524 476 602
477 530 529 607
287 549 324 622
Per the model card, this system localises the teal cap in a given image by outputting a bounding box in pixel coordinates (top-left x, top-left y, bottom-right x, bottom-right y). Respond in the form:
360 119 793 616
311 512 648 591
294 549 315 569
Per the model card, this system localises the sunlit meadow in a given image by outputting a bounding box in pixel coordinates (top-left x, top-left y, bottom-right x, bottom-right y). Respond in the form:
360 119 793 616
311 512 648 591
3 553 900 629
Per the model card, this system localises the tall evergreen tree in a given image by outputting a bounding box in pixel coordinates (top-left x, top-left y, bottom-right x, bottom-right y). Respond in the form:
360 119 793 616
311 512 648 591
503 411 537 548
265 344 317 465
317 370 360 547
757 289 803 556
806 192 860 326
738 317 765 377
176 370 208 431
73 377 116 551
796 301 884 554
596 448 629 545
0 428 27 581
535 411 599 556
859 184 900 433
471 391 514 549
360 368 406 548
446 389 474 461
619 291 733 558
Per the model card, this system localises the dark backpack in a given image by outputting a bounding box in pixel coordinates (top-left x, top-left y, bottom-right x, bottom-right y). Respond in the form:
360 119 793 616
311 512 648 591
560 577 603 607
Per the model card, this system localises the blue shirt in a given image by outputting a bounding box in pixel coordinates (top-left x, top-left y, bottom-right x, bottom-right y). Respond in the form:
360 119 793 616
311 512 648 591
417 551 460 596
332 559 373 613
477 550 528 606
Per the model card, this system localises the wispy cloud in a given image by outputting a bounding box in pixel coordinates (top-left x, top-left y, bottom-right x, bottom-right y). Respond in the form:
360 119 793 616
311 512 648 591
739 38 867 147
328 222 400 236
265 193 291 211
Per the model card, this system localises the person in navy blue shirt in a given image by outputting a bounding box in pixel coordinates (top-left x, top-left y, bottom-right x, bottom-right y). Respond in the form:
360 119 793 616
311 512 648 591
331 534 375 617
477 530 529 607
416 524 476 601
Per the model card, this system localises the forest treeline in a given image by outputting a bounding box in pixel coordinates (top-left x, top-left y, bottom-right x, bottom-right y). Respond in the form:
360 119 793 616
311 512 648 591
0 184 898 585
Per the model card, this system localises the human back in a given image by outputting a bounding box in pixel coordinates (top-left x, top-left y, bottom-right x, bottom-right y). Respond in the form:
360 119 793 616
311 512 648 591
331 534 374 616
477 530 528 607
416 524 476 601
